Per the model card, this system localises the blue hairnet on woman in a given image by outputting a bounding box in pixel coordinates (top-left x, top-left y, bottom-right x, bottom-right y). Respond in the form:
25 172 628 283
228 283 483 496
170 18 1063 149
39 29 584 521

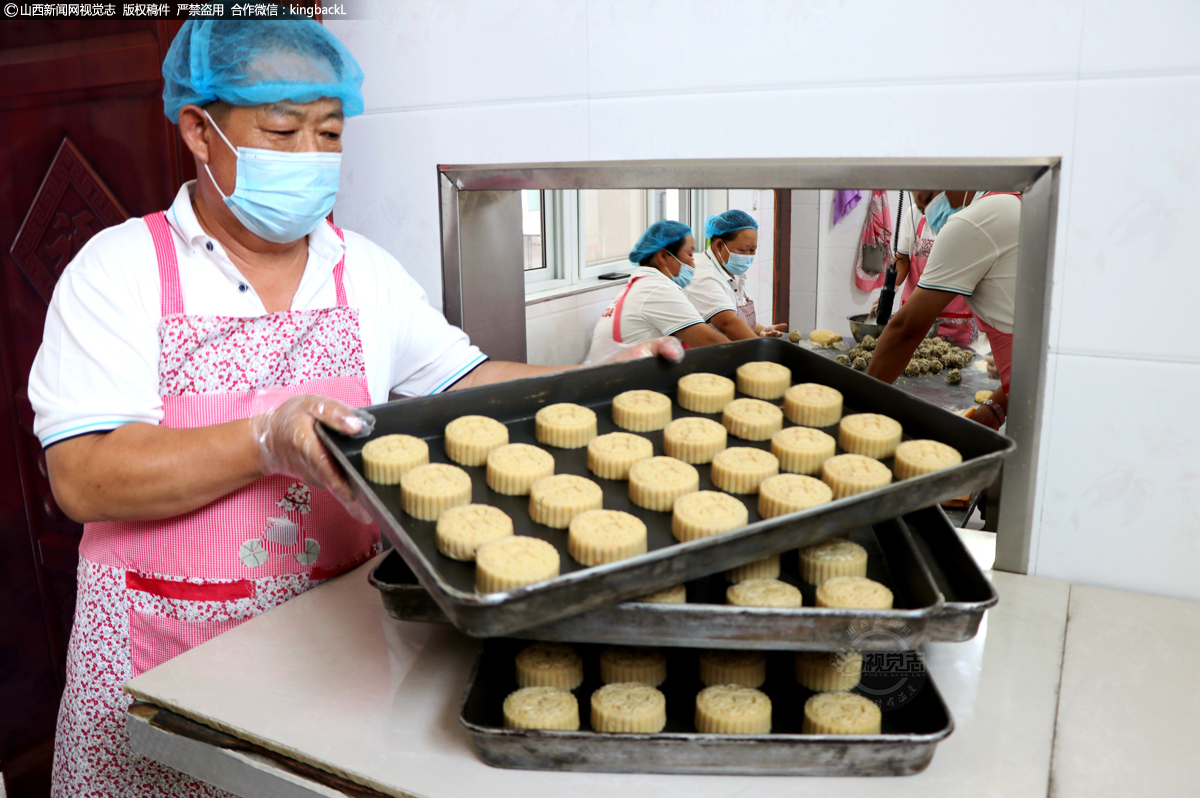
588 219 732 360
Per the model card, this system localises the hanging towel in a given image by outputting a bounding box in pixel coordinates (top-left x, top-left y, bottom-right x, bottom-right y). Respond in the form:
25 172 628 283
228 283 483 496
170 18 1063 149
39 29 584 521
853 190 893 291
831 190 862 226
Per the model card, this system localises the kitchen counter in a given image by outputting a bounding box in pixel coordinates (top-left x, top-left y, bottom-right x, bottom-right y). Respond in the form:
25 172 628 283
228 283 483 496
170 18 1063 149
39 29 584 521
124 535 1200 798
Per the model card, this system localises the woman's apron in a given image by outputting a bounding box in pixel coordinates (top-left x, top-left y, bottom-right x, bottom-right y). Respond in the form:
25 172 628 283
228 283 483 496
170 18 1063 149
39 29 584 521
902 216 978 346
51 212 380 797
732 276 757 330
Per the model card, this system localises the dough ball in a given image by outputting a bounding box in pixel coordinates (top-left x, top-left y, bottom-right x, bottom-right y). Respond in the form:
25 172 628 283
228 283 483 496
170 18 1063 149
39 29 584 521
945 368 962 385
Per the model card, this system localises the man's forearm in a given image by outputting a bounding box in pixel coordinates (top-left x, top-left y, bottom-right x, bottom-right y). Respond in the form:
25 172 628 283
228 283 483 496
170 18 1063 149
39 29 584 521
47 420 262 523
866 313 929 383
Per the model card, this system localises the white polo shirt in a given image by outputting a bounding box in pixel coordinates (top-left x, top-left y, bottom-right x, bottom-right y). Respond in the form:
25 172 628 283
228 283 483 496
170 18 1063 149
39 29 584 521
917 192 1021 334
895 199 933 258
682 248 745 321
30 182 487 447
587 265 704 362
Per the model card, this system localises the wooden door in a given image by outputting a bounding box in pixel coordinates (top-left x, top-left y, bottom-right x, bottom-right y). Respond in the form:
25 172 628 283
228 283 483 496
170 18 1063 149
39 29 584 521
0 20 190 795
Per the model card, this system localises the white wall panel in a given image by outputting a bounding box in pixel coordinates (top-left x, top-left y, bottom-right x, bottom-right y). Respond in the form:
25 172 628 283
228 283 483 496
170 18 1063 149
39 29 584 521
335 101 589 304
1034 353 1200 598
586 0 1083 98
1079 0 1200 78
1056 75 1200 362
587 80 1078 162
327 1 588 113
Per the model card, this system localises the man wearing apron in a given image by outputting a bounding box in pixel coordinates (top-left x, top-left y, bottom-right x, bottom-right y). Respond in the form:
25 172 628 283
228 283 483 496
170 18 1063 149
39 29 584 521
684 210 788 340
31 21 679 797
866 191 1021 429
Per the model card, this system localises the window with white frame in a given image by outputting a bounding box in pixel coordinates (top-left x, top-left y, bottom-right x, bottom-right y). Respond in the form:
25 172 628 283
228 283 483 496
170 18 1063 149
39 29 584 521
525 188 721 296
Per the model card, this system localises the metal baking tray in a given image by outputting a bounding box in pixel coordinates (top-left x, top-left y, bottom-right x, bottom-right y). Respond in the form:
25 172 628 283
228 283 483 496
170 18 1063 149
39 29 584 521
320 337 1014 638
459 639 953 776
905 505 999 642
371 517 947 651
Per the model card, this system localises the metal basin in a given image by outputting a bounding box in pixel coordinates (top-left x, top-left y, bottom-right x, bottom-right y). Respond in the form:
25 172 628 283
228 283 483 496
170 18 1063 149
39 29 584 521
848 313 938 343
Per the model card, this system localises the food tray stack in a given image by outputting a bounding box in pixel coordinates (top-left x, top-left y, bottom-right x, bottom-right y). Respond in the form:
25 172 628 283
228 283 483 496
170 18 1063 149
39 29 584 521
320 337 1009 776
322 337 1010 638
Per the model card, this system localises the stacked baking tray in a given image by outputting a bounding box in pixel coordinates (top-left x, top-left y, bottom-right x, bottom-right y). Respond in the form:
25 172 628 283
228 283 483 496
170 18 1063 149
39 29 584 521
321 338 1009 777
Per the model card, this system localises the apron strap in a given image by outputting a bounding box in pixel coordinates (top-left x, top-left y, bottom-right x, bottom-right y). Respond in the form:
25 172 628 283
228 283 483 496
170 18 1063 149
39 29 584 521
327 221 349 308
145 211 185 318
981 191 1023 201
611 275 646 344
916 215 926 238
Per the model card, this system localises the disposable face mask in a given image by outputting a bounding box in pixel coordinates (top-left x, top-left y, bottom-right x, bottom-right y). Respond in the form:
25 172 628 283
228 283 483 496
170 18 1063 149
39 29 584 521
204 112 342 243
924 192 964 236
714 243 754 275
667 253 694 288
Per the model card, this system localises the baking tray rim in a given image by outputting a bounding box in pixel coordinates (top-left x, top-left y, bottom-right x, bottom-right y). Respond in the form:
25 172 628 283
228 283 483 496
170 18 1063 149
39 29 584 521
331 426 999 610
368 559 944 624
456 650 956 748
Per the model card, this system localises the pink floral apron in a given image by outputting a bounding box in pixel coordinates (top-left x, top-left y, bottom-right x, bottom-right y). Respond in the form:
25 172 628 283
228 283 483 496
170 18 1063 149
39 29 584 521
734 290 757 330
51 212 380 797
902 215 979 346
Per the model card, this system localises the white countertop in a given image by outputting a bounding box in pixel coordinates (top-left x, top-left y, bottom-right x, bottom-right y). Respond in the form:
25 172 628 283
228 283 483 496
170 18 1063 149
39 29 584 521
123 534 1200 798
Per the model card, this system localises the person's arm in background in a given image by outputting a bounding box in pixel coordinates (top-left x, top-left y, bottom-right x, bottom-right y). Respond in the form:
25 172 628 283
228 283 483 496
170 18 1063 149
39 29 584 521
894 253 911 289
451 336 686 389
708 309 756 340
674 322 731 348
753 321 788 337
705 309 787 340
865 287 954 383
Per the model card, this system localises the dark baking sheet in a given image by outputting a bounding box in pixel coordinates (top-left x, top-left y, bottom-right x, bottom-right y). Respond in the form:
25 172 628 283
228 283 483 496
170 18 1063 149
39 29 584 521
371 518 946 651
903 506 999 642
320 337 1014 638
459 638 953 776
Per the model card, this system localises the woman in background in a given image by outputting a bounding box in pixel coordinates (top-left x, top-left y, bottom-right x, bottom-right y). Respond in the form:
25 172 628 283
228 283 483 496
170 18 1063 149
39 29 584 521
891 190 979 345
684 210 788 340
588 220 729 361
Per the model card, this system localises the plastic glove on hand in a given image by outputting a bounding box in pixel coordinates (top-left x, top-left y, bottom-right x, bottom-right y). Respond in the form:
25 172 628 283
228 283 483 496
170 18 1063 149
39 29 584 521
249 395 377 523
588 336 686 366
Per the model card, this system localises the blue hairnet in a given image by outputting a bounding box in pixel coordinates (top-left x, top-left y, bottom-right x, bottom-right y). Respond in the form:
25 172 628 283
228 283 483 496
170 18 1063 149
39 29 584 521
705 210 759 239
162 20 365 123
629 220 693 264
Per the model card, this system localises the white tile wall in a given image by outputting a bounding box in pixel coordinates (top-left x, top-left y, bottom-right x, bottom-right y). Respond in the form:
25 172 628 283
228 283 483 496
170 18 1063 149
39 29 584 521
1056 75 1200 363
328 2 1200 597
1034 353 1200 599
585 1 1084 97
1079 0 1200 77
335 101 589 301
328 1 588 112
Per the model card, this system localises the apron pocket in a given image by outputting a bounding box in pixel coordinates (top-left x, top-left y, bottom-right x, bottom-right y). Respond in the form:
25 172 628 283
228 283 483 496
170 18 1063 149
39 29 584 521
128 609 245 677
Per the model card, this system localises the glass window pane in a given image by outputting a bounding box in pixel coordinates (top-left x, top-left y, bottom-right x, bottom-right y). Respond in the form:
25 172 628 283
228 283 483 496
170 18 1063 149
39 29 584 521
522 190 543 271
583 189 647 268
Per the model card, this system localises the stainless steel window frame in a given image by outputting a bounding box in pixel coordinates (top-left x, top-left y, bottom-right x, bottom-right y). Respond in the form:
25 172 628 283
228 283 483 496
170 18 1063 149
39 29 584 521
438 158 1059 574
